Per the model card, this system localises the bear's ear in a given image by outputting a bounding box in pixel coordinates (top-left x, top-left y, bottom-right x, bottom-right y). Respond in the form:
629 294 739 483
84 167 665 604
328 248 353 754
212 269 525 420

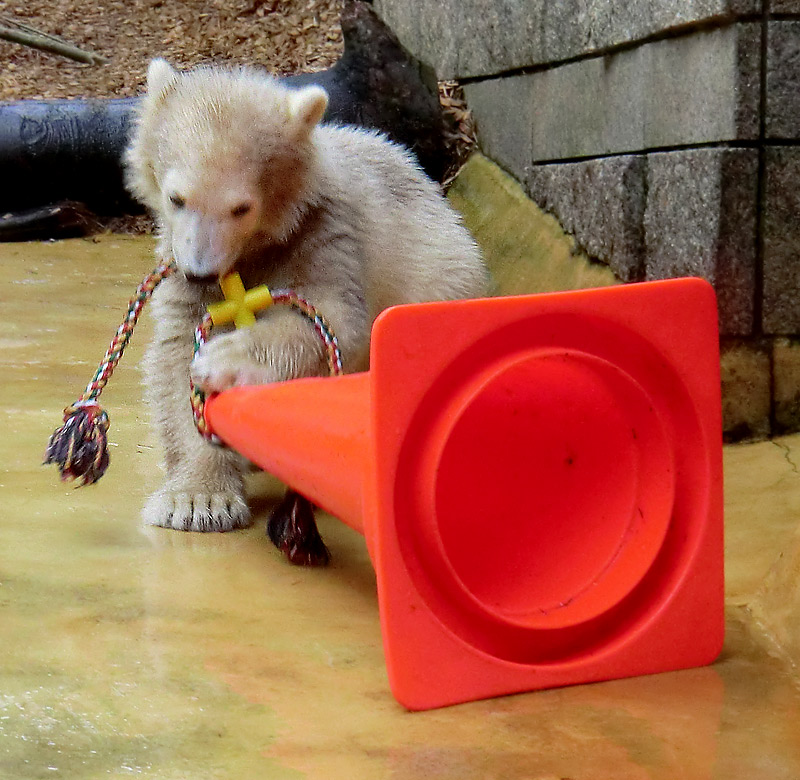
146 58 178 98
288 86 328 135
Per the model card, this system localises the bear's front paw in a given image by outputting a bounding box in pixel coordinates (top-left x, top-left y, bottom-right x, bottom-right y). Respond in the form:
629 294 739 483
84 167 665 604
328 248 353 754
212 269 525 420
191 330 279 394
143 485 251 532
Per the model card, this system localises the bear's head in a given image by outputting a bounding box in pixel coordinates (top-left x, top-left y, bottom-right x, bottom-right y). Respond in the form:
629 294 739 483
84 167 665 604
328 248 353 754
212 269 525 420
125 59 328 280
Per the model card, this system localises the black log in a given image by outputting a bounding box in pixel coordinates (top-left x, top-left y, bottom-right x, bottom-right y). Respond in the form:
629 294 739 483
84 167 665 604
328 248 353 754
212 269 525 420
0 1 448 224
291 0 447 182
0 98 139 215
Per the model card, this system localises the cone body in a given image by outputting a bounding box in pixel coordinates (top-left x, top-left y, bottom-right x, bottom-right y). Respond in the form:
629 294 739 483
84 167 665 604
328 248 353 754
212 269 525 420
206 374 370 535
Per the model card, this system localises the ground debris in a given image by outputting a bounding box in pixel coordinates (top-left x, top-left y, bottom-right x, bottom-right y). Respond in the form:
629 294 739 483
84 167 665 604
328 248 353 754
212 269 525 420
0 0 345 100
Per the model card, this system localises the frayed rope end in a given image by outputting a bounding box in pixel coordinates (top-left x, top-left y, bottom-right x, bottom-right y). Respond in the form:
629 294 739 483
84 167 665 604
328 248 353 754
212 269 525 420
43 261 174 487
44 400 110 486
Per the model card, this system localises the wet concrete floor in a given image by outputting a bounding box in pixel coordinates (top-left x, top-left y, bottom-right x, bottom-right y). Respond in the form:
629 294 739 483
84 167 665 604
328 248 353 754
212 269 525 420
1 236 799 779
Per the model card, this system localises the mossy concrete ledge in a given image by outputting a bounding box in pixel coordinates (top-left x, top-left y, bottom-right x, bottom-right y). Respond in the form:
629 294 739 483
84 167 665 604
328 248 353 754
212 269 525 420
448 153 619 297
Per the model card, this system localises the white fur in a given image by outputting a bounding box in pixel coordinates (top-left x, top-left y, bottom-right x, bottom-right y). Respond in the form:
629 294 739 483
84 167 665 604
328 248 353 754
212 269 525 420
125 60 488 531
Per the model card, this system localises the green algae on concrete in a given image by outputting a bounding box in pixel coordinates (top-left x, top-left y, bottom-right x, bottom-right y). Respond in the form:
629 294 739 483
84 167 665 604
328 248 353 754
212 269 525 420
448 153 620 297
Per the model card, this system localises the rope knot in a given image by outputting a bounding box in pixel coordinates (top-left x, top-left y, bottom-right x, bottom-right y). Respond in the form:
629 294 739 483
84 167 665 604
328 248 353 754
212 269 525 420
65 399 110 428
44 399 111 485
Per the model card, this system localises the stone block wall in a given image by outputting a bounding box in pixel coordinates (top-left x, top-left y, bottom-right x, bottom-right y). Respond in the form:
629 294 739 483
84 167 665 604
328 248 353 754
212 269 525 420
373 0 800 440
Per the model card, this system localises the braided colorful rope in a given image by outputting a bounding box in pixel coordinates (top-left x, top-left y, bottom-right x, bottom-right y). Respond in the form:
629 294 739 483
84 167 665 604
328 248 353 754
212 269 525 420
45 260 343 485
44 260 176 485
190 288 343 443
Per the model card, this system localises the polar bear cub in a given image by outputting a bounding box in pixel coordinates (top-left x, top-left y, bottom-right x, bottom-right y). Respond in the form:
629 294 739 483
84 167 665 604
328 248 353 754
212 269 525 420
124 59 487 533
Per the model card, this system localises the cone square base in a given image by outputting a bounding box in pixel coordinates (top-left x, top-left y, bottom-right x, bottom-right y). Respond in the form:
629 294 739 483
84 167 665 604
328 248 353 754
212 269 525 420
365 279 724 710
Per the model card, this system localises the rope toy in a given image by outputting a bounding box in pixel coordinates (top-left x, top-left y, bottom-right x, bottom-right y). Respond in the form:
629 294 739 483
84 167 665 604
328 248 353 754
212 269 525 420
190 278 343 443
44 260 343 486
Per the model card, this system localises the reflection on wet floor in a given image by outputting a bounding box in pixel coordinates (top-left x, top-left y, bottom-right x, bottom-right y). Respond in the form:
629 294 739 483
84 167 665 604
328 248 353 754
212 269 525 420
1 236 799 779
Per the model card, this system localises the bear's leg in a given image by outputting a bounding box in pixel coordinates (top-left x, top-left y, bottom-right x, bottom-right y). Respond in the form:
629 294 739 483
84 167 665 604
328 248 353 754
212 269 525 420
143 277 253 532
267 490 330 566
144 454 251 533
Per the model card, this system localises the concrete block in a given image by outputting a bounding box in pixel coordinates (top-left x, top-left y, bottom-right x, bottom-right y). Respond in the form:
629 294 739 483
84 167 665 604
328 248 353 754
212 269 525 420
763 147 800 335
767 21 800 139
526 156 647 282
522 147 759 334
644 148 758 337
373 0 760 79
459 0 544 80
466 24 760 167
447 153 619 297
374 0 542 81
540 2 762 79
771 1 800 12
526 54 647 162
773 338 800 434
720 340 771 441
462 77 536 182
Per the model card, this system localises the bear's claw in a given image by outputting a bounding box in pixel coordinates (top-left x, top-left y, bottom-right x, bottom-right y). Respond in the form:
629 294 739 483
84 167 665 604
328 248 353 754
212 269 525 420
144 487 251 532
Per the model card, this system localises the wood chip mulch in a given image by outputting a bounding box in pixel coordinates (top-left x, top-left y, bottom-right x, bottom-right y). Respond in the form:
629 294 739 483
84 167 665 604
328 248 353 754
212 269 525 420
0 0 346 100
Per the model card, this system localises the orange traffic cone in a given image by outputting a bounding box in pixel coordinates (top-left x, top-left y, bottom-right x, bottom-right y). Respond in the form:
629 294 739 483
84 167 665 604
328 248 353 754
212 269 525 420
204 278 725 710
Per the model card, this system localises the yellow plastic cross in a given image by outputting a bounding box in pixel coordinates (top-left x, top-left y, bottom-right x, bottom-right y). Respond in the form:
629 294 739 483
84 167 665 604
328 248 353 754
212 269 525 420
206 272 273 329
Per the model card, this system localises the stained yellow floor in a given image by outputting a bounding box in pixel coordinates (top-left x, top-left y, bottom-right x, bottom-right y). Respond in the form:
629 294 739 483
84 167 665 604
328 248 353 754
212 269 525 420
2 236 800 780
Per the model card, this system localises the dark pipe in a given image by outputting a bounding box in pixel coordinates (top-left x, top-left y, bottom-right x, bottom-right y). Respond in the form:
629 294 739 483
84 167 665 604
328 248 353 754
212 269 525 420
0 98 139 214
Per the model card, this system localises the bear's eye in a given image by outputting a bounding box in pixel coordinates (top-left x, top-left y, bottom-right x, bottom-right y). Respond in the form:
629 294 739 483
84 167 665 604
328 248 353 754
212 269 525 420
169 194 185 209
231 203 252 218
